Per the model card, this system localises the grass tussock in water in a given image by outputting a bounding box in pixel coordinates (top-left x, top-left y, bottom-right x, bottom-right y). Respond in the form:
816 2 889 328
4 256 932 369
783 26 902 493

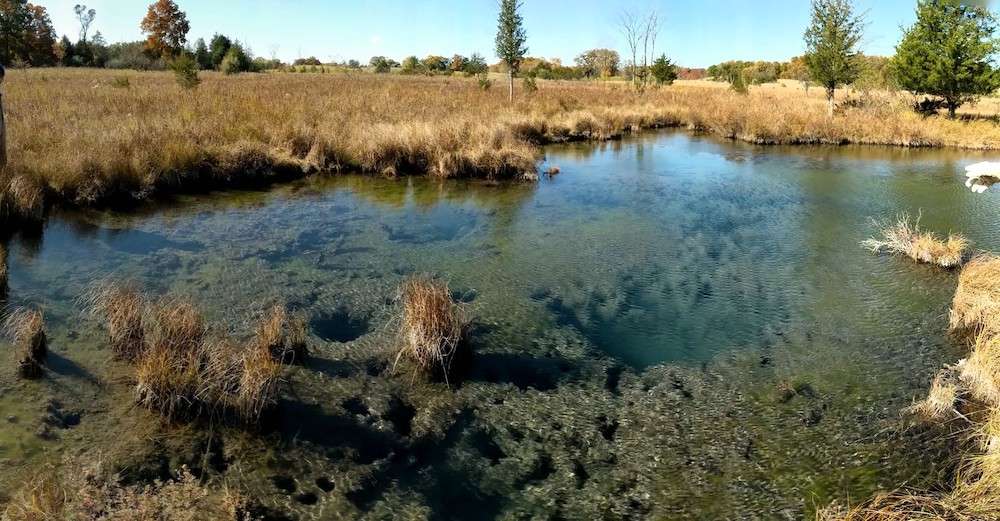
862 213 969 269
3 307 46 379
85 280 147 361
2 459 255 521
395 275 470 383
5 70 1000 221
256 304 308 365
87 282 285 424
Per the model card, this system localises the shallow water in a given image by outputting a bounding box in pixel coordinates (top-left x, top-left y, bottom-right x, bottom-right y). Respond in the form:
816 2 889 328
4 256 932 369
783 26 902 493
1 130 998 519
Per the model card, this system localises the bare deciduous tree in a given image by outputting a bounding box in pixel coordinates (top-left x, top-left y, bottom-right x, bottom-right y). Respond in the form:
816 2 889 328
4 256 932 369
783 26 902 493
618 10 642 86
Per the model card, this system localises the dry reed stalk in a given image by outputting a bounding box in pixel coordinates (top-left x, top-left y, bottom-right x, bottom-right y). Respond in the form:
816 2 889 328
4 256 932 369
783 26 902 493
85 281 147 361
134 344 205 419
150 297 205 353
862 213 968 268
255 304 284 357
396 275 469 383
951 255 1000 335
907 369 963 422
4 308 46 378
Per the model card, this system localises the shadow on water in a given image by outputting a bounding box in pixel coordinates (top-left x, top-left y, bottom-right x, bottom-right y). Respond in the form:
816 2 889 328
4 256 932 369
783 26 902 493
309 310 370 343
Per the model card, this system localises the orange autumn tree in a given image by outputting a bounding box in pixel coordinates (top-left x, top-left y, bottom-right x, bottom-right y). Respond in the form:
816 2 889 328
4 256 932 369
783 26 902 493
140 0 189 59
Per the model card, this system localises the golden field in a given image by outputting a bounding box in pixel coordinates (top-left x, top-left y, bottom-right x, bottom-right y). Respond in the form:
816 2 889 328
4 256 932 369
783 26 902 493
4 68 1000 221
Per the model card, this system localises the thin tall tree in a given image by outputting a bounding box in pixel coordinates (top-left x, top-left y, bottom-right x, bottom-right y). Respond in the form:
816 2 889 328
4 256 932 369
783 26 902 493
495 0 527 103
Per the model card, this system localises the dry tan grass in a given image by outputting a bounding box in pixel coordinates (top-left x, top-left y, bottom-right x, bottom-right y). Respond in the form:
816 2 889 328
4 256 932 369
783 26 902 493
234 340 281 423
862 213 969 268
395 275 470 383
951 255 1000 335
4 70 1000 221
908 368 964 422
3 458 257 521
3 307 46 379
84 280 147 361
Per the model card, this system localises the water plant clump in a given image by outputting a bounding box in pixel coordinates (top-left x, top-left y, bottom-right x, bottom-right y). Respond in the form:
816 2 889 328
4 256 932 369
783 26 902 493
395 275 471 383
85 280 147 361
256 304 309 365
4 307 46 379
862 212 969 268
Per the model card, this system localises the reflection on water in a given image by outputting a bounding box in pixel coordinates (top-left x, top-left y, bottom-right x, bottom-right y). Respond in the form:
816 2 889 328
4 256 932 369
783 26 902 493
1 130 997 518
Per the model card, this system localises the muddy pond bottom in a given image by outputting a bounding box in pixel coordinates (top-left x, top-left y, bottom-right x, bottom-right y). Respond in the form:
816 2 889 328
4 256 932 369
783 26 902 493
1 130 997 519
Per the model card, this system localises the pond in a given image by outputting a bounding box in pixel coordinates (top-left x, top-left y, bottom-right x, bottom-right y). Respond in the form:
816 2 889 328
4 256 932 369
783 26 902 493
1 130 997 519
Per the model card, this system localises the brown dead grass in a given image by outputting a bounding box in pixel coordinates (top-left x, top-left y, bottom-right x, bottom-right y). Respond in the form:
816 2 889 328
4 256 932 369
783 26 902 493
951 255 1000 335
3 307 46 379
862 213 969 269
0 242 7 302
84 280 146 361
2 458 256 521
5 70 1000 222
396 275 470 383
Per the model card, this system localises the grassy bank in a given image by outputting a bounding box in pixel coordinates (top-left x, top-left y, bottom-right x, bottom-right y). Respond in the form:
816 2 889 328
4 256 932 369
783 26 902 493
4 69 1000 221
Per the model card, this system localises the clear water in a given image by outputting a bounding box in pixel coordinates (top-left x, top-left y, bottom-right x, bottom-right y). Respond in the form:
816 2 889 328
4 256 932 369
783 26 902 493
1 130 997 519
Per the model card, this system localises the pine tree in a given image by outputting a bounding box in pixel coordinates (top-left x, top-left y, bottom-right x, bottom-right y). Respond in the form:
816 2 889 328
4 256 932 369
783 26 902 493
803 0 866 116
893 0 1000 118
495 0 527 103
650 54 678 85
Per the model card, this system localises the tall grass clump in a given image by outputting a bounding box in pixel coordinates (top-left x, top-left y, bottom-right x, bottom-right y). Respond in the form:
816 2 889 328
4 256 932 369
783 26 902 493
255 304 308 364
84 280 146 361
4 308 47 378
87 282 286 425
952 255 1000 336
862 212 969 268
395 275 470 383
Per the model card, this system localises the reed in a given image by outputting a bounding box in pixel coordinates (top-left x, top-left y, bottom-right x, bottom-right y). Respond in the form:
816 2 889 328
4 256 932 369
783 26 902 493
951 255 1000 335
4 308 46 378
395 275 470 383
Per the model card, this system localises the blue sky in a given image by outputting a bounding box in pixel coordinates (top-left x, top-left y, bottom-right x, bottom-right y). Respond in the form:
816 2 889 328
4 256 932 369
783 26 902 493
42 0 932 68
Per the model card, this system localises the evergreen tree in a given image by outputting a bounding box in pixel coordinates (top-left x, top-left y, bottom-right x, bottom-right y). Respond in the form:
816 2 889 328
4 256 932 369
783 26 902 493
803 0 866 116
193 37 210 70
893 0 1000 118
208 33 231 69
650 54 678 85
495 0 527 102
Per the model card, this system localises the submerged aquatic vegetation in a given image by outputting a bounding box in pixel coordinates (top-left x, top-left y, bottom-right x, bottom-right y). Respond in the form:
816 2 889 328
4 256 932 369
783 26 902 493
395 275 470 383
4 307 47 378
862 213 968 268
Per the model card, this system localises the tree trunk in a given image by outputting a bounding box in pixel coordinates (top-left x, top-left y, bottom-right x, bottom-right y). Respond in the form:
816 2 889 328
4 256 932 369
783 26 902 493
508 69 513 103
827 86 835 117
947 99 957 119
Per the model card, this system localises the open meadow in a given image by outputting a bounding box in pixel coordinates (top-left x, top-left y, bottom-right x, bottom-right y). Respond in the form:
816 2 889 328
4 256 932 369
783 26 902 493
4 68 1000 222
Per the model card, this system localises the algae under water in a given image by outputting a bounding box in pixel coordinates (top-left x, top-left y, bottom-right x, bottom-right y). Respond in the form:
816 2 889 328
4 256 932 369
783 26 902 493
1 130 997 519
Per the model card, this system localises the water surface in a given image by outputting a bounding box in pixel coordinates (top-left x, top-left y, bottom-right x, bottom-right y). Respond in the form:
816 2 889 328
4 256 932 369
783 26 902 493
1 130 996 519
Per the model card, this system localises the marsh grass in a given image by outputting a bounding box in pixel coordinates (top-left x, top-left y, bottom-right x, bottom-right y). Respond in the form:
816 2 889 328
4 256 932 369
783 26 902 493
395 275 470 384
2 459 256 521
862 213 969 268
3 308 46 378
6 70 1000 222
951 255 1000 336
87 282 284 425
84 280 147 361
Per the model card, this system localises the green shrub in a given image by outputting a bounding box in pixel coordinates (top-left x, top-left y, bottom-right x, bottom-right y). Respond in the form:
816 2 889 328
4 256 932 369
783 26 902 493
169 53 200 90
220 45 251 75
477 73 492 91
111 76 130 89
522 76 538 93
